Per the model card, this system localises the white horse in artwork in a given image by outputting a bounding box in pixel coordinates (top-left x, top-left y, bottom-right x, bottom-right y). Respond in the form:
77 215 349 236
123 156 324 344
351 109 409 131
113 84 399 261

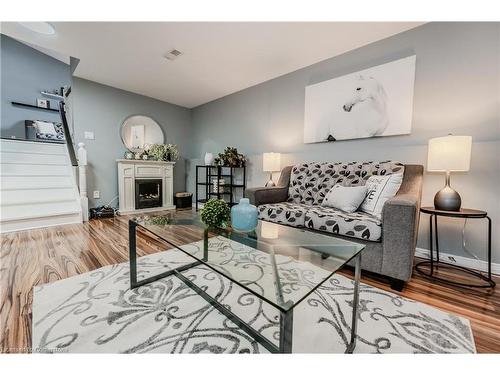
336 75 389 139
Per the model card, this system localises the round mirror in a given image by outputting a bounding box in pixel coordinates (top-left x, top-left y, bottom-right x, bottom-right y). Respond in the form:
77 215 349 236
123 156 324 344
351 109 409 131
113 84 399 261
120 115 164 152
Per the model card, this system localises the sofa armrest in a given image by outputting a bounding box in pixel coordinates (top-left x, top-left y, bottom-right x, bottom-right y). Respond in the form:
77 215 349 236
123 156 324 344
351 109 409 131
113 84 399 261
380 164 423 282
245 165 293 206
380 194 420 281
246 186 289 206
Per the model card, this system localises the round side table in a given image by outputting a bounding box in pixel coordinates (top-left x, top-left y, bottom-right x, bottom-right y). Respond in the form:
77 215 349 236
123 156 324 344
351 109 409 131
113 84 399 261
415 207 496 288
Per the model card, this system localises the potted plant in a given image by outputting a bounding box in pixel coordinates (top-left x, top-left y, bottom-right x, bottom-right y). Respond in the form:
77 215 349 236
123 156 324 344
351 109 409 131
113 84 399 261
200 199 231 228
213 147 246 167
146 143 179 161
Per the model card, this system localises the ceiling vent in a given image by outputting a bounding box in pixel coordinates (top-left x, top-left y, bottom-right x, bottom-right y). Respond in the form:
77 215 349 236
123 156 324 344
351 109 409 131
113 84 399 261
164 49 183 61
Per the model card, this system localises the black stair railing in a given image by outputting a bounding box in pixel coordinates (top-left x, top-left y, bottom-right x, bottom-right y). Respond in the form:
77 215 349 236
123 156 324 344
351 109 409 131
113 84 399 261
58 100 78 167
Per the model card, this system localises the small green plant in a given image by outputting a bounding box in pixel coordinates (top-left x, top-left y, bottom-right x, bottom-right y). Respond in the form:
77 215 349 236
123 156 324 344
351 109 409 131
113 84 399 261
146 143 179 161
200 199 230 228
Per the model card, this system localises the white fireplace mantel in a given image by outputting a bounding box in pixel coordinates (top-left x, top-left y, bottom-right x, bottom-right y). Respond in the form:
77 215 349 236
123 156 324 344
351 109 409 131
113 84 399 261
117 159 175 214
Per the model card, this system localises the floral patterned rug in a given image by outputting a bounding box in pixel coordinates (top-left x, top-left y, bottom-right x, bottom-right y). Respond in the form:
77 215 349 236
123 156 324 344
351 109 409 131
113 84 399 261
32 236 475 353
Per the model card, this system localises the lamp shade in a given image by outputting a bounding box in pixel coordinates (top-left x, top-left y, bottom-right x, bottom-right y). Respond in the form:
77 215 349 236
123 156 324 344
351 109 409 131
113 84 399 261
263 152 281 172
427 135 472 172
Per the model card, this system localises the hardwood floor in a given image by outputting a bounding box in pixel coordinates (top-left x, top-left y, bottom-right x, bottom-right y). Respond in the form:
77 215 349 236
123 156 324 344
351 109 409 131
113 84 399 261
1 210 499 353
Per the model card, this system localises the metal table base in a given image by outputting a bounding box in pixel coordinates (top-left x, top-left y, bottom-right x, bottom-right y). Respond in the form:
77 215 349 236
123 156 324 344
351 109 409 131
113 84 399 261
415 211 495 289
129 220 361 353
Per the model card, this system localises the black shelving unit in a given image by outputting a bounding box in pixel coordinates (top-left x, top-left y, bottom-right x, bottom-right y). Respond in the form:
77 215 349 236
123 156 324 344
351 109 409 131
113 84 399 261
195 165 246 211
11 101 59 113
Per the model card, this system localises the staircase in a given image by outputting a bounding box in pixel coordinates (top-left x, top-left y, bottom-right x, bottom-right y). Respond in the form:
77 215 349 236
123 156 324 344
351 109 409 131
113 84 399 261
0 138 82 233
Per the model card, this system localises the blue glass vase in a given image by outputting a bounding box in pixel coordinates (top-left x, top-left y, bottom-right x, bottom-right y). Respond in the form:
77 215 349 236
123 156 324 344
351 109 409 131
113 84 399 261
231 198 258 232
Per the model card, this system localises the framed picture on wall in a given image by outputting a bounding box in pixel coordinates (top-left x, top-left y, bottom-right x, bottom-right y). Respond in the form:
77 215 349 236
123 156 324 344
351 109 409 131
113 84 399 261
304 55 416 143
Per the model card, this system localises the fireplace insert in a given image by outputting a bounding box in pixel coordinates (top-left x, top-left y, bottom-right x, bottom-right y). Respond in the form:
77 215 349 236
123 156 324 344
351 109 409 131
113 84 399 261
135 179 163 209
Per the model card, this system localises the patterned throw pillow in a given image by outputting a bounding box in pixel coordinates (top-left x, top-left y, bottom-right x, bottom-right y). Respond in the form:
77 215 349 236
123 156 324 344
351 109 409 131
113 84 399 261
321 184 368 213
287 161 404 206
360 174 403 218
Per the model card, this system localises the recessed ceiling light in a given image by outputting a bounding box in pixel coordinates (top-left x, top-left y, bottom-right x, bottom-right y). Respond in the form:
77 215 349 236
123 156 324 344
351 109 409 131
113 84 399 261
18 22 56 35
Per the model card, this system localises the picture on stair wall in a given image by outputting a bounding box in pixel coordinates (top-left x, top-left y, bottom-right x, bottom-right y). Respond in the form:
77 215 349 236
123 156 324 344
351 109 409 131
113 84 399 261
304 55 416 143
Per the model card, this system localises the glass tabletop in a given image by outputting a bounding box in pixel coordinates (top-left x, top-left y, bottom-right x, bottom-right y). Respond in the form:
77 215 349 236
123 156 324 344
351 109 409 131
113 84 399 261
131 213 364 312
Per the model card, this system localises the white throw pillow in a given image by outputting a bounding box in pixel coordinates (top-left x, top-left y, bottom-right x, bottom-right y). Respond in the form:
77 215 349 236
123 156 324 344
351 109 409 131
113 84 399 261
360 173 403 218
321 184 368 213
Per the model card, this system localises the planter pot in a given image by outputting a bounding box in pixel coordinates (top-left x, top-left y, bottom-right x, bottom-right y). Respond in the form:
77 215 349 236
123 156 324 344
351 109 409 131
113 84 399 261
204 152 214 165
231 198 258 232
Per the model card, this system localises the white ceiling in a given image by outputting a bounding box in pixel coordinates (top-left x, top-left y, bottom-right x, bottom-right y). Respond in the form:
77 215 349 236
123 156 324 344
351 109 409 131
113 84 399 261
1 22 423 108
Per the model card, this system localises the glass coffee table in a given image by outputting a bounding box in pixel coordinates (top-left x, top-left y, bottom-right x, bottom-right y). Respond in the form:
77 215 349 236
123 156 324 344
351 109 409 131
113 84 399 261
129 213 364 353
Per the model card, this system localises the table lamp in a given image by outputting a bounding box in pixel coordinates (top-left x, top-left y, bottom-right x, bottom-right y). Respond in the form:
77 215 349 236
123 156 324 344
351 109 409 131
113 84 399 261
263 152 281 187
427 135 472 211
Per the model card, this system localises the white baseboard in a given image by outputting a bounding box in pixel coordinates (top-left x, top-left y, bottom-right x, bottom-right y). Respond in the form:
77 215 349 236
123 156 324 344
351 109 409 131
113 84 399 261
415 247 500 276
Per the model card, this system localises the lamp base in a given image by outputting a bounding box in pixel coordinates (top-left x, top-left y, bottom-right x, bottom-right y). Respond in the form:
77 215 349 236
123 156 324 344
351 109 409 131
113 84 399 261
264 172 276 187
434 172 461 211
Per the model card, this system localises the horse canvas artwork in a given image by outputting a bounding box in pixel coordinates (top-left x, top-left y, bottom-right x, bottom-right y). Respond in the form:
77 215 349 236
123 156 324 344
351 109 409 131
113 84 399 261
304 55 416 142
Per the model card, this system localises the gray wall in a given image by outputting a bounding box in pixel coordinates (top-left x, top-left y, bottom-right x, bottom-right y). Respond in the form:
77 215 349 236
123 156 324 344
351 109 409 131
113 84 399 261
72 78 192 208
190 22 500 263
0 34 71 138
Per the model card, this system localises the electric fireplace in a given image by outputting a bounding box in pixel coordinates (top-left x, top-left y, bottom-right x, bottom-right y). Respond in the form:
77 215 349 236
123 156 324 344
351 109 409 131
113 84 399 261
135 179 163 209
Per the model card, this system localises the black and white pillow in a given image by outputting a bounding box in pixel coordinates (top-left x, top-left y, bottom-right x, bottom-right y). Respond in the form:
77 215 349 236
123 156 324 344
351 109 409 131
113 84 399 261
360 174 403 218
34 120 65 141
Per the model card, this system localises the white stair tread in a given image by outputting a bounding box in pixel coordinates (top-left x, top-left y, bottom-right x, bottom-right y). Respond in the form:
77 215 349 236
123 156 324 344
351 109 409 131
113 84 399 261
1 163 72 176
1 175 73 190
1 201 82 222
1 188 77 206
0 139 66 155
1 152 69 165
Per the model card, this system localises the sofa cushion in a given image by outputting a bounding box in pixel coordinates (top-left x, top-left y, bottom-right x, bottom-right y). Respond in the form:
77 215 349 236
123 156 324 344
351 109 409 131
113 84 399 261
304 205 382 241
321 184 368 213
257 202 309 227
287 161 404 206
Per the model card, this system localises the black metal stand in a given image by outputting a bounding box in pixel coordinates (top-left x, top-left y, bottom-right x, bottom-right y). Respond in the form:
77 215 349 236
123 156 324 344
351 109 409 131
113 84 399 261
195 165 246 211
129 220 289 353
415 207 495 289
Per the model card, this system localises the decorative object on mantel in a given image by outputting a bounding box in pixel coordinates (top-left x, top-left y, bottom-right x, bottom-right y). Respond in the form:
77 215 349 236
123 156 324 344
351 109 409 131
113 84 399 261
304 55 416 143
204 152 214 165
200 199 230 229
427 134 472 211
231 198 258 232
146 143 179 161
214 147 246 167
263 152 281 187
124 151 134 159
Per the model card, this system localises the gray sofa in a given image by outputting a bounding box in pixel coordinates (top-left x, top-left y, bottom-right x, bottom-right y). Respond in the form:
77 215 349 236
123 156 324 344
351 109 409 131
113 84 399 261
246 161 423 291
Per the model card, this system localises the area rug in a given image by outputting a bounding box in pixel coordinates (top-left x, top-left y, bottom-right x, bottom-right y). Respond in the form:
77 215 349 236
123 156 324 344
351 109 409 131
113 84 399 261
32 236 475 354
